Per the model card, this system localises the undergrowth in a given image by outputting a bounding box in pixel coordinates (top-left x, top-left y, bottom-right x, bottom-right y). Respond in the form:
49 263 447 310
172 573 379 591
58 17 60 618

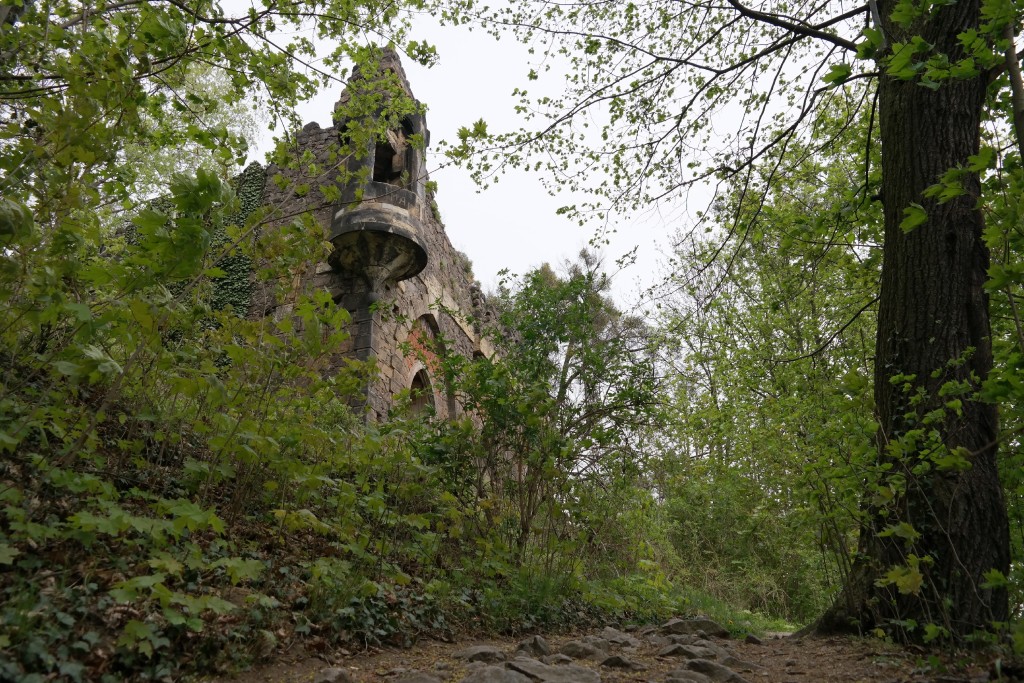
0 169 761 681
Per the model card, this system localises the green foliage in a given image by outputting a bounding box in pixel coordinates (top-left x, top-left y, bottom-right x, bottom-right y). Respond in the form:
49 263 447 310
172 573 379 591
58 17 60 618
0 140 697 677
979 103 1024 620
442 252 662 579
651 124 883 624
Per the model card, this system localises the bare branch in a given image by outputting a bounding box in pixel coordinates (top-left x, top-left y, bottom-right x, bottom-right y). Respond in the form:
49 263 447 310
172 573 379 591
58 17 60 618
726 0 862 52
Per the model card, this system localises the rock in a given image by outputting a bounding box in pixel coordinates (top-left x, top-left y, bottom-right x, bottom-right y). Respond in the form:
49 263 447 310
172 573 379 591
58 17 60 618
455 646 507 663
517 635 551 657
507 656 602 683
313 668 353 683
582 635 611 650
647 634 673 647
719 656 763 673
460 665 532 683
395 675 442 683
600 654 646 672
685 659 750 683
743 634 762 645
657 644 715 659
666 671 712 683
661 618 730 638
600 626 641 647
560 640 605 659
541 654 574 665
691 639 731 659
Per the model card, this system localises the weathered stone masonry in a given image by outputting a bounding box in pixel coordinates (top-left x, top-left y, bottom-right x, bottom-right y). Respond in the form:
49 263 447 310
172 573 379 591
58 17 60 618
248 51 494 420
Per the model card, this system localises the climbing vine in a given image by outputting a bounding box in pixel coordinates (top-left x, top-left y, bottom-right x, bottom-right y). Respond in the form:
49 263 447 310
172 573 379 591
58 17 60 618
209 162 266 315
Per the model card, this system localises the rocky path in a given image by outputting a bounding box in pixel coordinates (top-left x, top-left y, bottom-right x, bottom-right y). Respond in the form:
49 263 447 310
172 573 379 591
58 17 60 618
212 618 995 683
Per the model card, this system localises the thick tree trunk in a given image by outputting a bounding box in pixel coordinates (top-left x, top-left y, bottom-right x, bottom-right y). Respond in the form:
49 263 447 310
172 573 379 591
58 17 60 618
820 0 1010 639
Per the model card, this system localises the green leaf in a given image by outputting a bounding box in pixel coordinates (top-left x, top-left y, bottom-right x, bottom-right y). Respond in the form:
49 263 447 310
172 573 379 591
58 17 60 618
968 146 995 172
0 543 20 565
923 623 948 642
0 198 34 243
53 360 82 377
933 446 973 472
879 521 921 544
879 564 925 595
65 302 92 322
900 203 928 232
857 27 885 59
822 63 853 85
980 568 1008 589
213 557 264 585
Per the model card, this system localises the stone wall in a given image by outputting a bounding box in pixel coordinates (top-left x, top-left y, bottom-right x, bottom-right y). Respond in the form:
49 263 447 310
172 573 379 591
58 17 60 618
248 51 495 421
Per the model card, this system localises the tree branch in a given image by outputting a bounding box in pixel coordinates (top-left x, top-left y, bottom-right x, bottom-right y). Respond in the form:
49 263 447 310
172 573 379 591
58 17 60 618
727 0 861 52
778 295 880 363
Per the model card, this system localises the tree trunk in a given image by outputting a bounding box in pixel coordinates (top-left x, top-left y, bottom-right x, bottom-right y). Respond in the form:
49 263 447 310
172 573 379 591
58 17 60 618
820 0 1010 639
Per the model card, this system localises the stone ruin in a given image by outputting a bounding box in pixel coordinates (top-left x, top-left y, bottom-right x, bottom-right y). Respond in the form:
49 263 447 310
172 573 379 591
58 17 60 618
247 49 495 420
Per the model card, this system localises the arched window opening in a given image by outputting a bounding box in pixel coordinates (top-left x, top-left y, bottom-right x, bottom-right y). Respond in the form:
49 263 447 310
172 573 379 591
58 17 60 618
410 369 434 415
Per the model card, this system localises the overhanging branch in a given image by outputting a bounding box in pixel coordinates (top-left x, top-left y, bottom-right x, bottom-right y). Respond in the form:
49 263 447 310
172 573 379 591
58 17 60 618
727 0 861 52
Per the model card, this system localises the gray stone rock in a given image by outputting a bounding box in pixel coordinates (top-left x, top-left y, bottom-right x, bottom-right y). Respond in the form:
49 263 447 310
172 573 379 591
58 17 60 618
661 618 730 638
719 656 763 673
582 635 611 649
541 654 574 665
647 634 673 647
560 640 605 659
657 644 716 659
691 639 731 659
313 668 353 683
743 634 762 645
460 665 532 683
666 671 712 683
600 626 641 647
517 635 551 657
599 654 646 672
455 645 508 663
395 674 442 683
507 656 601 683
685 659 750 683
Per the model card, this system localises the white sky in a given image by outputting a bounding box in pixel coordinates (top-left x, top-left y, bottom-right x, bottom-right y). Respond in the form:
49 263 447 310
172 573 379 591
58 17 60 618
268 16 678 308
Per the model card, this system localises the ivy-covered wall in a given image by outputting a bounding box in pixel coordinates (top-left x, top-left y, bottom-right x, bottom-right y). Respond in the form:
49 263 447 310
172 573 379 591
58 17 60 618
211 161 265 315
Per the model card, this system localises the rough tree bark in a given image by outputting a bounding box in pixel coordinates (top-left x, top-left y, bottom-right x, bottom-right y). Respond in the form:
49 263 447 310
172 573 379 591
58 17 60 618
820 0 1010 638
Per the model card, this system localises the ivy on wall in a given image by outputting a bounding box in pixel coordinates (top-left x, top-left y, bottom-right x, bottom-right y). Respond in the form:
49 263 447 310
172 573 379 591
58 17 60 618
210 162 266 315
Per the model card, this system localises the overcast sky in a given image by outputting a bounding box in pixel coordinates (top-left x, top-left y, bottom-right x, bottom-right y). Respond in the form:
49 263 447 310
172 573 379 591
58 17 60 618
267 15 679 307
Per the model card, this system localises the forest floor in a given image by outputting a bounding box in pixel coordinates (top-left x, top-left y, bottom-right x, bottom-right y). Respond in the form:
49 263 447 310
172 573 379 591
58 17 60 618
206 619 1002 683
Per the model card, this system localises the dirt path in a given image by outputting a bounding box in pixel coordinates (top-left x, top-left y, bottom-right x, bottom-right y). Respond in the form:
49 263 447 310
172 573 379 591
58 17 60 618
208 619 996 683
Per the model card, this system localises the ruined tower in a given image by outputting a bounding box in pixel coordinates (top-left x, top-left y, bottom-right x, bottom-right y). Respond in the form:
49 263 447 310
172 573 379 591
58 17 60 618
250 49 494 420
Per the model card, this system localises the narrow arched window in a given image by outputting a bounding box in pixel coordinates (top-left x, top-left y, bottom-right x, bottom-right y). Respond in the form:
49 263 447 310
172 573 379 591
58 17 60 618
410 369 434 415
